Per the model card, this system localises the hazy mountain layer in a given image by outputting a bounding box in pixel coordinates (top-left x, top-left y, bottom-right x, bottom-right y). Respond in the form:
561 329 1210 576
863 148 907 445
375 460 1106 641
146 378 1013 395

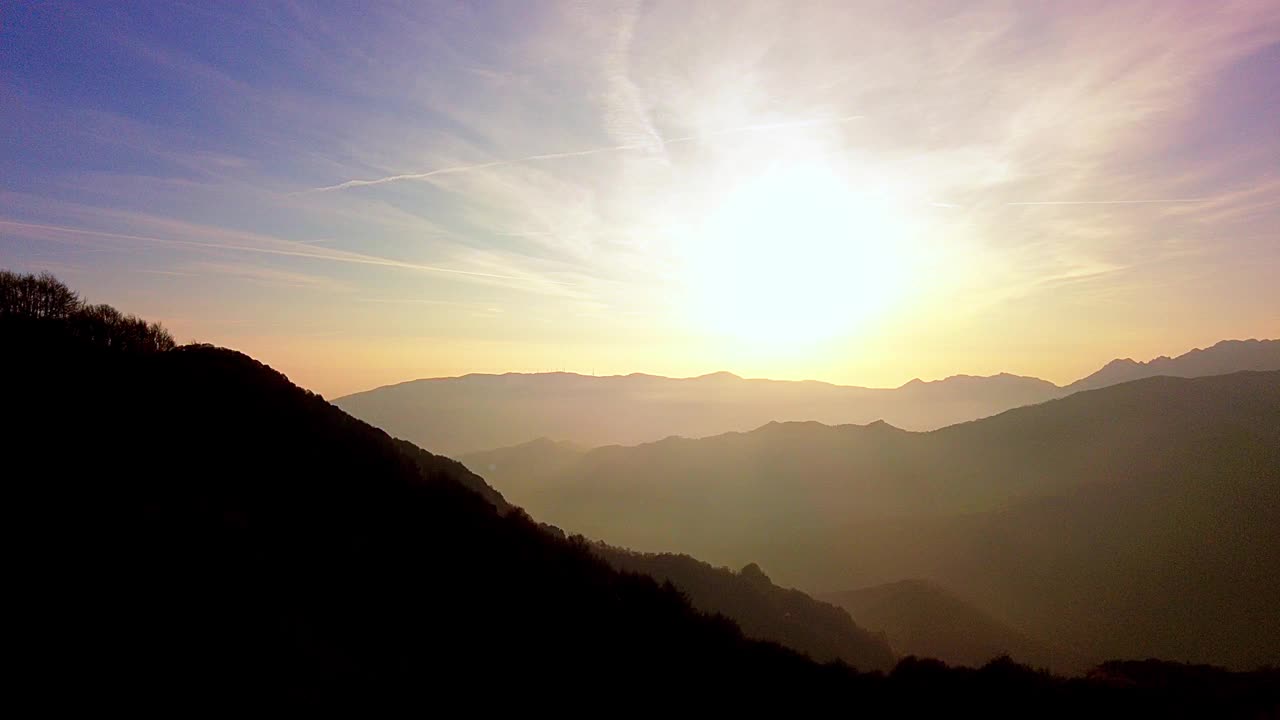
590 545 895 670
826 580 1070 670
340 339 1278 455
468 372 1280 671
1068 339 1280 391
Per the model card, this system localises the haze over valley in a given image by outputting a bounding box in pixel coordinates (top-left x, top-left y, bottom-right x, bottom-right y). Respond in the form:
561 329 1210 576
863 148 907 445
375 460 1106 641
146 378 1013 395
341 338 1280 455
464 368 1280 671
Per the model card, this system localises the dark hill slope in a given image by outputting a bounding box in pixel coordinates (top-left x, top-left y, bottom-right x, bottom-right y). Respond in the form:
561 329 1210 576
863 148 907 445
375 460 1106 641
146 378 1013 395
592 546 895 670
10 336 851 710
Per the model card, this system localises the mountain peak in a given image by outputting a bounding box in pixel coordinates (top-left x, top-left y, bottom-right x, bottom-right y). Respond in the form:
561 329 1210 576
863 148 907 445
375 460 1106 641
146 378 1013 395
1070 338 1280 391
739 562 772 585
695 371 742 381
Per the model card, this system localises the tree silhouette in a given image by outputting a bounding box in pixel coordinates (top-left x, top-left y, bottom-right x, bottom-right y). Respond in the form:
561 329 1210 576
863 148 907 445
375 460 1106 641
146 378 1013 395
0 270 174 352
0 270 80 319
70 303 176 352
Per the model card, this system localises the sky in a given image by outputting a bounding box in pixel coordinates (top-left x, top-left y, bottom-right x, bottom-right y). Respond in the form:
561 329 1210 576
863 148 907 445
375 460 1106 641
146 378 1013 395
2 1 1278 398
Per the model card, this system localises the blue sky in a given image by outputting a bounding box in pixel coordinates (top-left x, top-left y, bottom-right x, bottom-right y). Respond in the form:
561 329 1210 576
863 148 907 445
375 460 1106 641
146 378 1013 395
3 1 1278 396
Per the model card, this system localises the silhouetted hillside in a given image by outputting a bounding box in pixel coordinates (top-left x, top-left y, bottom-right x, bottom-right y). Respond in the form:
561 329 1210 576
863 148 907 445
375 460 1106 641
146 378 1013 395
7 275 1279 713
474 372 1280 671
1069 339 1280 391
592 546 895 670
827 580 1068 670
10 332 861 709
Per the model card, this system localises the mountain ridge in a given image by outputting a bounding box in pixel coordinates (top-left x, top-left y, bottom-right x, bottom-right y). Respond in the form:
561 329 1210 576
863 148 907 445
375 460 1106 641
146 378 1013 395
343 338 1278 395
465 370 1280 671
338 338 1278 455
1067 338 1280 391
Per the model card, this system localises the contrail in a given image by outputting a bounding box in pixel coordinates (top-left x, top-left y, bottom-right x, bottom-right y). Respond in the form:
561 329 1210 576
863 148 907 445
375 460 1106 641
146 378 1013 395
304 161 509 193
1005 198 1212 206
0 219 572 285
304 114 865 193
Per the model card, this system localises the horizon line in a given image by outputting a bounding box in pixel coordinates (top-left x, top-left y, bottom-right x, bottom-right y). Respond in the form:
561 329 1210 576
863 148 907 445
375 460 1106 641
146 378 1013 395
332 336 1275 398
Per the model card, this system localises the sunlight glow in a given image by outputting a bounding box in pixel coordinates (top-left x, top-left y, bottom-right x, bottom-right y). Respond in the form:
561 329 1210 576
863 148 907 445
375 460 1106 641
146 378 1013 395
681 163 912 346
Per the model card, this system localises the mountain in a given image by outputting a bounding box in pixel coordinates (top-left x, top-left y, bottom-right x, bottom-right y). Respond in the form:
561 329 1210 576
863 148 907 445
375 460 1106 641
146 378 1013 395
590 546 895 670
441 440 898 670
7 271 1279 713
456 438 900 669
7 328 851 708
1068 339 1280 391
826 580 1068 670
464 436 588 499
468 372 1280 672
339 339 1278 455
338 369 1061 455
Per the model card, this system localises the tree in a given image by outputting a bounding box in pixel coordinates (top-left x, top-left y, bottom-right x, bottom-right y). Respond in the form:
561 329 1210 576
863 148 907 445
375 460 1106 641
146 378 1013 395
70 303 176 352
0 270 80 319
0 269 176 352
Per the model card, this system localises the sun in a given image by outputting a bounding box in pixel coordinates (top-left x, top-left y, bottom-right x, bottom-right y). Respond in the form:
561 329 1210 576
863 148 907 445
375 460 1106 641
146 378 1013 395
680 163 910 346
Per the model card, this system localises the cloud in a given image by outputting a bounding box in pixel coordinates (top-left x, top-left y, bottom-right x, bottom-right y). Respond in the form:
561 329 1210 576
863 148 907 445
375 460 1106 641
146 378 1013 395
6 0 1279 381
1004 199 1214 206
303 114 866 193
0 218 577 290
178 261 352 291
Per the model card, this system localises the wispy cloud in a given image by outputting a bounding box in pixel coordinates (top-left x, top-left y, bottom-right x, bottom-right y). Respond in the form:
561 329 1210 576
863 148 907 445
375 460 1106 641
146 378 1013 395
0 219 576 290
303 114 865 193
5 1 1278 393
1005 199 1214 207
180 261 352 291
354 297 496 308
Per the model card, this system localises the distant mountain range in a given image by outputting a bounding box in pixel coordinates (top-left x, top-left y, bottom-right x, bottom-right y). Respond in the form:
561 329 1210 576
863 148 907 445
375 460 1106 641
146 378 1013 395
1067 338 1280 391
464 371 1280 672
337 339 1279 455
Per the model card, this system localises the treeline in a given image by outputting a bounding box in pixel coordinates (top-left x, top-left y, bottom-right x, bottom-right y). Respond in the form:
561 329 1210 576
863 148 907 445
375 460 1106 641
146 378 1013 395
0 270 175 352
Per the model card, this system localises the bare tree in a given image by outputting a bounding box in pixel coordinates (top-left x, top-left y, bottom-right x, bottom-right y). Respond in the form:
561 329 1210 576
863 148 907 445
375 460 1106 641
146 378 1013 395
2 269 176 351
0 270 80 319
